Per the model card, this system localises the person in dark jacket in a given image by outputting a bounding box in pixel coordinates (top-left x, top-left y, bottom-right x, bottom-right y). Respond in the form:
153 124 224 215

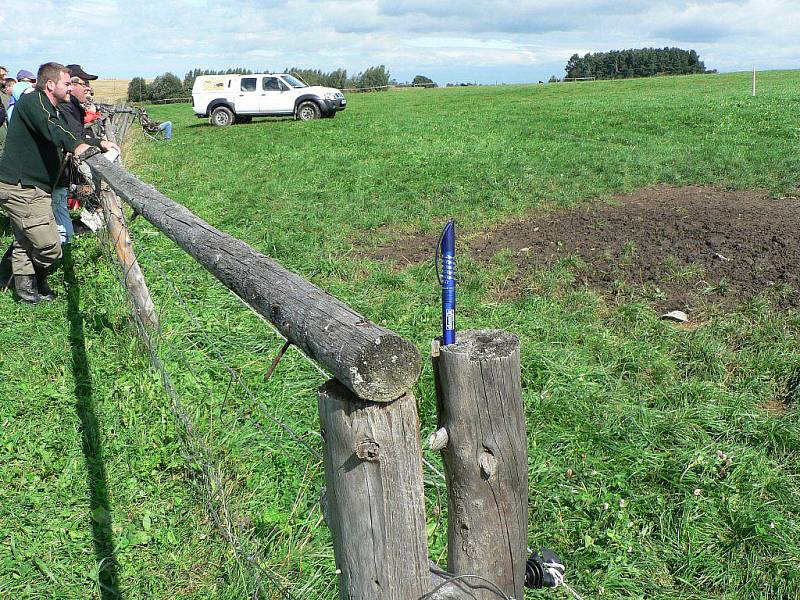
61 65 100 142
51 64 104 244
0 62 117 304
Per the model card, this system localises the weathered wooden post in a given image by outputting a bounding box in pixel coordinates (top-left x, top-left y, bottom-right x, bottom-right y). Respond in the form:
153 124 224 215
319 380 430 599
432 329 528 600
98 181 159 329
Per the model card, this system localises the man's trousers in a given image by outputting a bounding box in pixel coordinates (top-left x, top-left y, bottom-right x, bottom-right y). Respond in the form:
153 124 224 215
51 186 73 245
0 181 62 276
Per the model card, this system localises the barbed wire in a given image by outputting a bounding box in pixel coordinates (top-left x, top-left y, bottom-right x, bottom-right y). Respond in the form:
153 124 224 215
424 568 512 600
87 132 448 486
144 255 325 463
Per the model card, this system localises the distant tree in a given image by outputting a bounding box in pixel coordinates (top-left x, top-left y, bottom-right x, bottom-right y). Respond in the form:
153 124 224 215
327 68 348 89
148 72 185 101
127 77 149 102
564 47 708 80
285 67 324 86
284 67 348 89
412 75 436 87
548 75 560 83
353 65 390 89
183 68 204 92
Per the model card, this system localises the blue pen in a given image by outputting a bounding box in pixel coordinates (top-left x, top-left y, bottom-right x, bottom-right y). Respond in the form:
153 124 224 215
439 219 456 345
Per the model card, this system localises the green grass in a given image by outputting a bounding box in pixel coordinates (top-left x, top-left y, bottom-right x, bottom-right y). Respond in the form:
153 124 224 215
2 70 799 599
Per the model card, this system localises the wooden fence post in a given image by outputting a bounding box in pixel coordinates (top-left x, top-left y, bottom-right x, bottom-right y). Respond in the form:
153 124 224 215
432 329 528 600
98 182 159 330
318 379 430 599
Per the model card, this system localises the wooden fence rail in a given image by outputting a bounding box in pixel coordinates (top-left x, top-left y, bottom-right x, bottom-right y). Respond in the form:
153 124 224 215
84 155 422 403
86 117 533 600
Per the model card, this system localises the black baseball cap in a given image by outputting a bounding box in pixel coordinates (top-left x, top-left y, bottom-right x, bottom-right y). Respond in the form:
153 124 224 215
66 64 98 81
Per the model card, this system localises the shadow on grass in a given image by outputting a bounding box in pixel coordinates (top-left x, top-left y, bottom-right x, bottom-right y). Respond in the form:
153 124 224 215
186 116 295 128
64 247 122 599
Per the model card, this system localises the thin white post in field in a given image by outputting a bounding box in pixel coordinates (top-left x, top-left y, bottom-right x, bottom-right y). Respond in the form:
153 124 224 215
752 65 756 97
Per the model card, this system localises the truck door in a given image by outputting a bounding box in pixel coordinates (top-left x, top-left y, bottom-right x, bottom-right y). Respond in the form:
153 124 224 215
236 77 260 114
261 76 294 113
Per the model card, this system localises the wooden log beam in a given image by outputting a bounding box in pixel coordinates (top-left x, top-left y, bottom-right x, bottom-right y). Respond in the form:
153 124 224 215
84 155 422 402
433 329 528 600
319 380 430 599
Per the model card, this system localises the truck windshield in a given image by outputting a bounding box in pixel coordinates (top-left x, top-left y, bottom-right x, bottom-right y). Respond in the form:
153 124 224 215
282 75 308 89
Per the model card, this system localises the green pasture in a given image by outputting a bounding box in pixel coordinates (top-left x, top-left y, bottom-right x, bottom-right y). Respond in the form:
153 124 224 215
1 70 799 599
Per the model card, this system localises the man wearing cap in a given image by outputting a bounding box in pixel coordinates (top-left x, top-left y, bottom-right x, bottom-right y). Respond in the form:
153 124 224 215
0 62 117 304
61 65 101 141
50 64 105 245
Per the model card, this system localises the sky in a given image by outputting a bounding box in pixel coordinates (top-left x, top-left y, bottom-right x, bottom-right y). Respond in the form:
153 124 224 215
3 0 798 84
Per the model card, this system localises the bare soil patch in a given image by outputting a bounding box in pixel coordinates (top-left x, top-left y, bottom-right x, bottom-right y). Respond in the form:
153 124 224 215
369 186 800 313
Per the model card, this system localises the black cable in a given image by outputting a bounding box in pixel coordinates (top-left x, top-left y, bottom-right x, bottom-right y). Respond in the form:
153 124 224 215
424 569 511 600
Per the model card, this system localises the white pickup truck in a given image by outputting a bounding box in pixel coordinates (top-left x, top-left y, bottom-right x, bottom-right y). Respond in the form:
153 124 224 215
192 73 346 126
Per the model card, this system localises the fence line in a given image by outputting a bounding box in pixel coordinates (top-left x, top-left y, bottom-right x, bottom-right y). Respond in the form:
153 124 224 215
342 83 437 93
126 82 437 105
148 97 192 104
88 106 539 599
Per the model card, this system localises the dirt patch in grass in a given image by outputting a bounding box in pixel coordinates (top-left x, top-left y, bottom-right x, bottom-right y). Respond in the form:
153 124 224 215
760 399 789 416
370 186 800 313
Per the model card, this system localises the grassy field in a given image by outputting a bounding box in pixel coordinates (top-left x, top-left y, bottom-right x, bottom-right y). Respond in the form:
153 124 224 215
1 71 799 599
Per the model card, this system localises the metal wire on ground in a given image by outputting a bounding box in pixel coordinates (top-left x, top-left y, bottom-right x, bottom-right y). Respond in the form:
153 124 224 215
95 209 301 600
143 259 324 462
424 568 513 600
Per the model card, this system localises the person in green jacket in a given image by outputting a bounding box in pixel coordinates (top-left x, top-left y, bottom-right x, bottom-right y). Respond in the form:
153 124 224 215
0 62 118 304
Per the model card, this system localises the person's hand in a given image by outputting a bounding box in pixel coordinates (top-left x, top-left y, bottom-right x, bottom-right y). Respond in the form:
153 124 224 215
74 144 102 162
100 140 120 153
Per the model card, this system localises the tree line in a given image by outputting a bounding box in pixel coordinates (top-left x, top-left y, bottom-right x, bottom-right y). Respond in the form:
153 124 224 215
283 66 392 89
564 47 709 80
127 65 403 102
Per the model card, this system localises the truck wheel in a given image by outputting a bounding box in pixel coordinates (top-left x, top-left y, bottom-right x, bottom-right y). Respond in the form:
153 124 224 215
297 101 321 121
211 106 234 127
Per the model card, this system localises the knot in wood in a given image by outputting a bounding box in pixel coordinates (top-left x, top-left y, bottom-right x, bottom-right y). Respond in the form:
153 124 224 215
479 451 498 479
428 427 449 451
355 439 380 461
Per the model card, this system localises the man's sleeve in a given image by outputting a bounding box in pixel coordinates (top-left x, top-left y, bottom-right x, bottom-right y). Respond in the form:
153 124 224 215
61 102 102 145
19 94 99 152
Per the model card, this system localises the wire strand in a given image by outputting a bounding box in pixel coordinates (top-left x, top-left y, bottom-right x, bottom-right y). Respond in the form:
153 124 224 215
95 202 299 600
424 569 513 600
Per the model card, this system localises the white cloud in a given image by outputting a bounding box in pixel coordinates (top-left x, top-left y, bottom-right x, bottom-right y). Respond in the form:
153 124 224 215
1 0 797 84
